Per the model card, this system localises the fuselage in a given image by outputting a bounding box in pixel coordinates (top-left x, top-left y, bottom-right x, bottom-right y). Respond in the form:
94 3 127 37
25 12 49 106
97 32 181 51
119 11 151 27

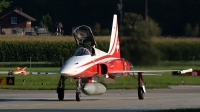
60 47 131 78
12 71 23 74
60 47 121 77
11 70 26 76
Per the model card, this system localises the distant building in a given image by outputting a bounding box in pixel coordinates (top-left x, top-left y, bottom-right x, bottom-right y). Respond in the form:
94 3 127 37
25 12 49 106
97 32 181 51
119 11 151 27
0 8 36 35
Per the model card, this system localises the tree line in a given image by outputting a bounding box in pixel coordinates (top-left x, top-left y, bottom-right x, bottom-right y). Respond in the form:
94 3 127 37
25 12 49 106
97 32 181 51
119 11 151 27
1 0 200 37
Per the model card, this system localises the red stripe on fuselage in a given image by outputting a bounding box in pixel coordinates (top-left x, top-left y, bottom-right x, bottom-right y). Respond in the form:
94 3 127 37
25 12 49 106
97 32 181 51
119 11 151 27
77 54 119 69
75 64 99 77
72 54 120 77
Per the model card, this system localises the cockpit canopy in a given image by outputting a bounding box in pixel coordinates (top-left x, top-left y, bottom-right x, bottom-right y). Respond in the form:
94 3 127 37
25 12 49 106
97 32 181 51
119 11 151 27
72 25 97 47
74 47 91 56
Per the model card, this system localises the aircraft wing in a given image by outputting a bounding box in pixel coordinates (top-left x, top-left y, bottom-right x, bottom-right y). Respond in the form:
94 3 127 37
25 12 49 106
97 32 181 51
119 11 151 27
0 71 10 74
27 71 60 75
108 68 193 76
0 71 60 75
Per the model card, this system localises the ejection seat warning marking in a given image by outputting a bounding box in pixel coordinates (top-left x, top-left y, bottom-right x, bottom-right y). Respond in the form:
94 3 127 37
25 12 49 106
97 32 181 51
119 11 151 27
0 77 14 85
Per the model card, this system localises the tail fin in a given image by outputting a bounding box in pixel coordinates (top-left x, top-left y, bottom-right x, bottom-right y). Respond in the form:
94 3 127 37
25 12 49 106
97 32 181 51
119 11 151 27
17 67 27 70
108 14 120 58
17 67 27 76
22 67 27 71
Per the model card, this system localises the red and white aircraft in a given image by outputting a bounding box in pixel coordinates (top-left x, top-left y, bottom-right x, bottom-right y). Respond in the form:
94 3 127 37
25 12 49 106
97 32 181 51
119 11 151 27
8 67 27 76
57 14 192 101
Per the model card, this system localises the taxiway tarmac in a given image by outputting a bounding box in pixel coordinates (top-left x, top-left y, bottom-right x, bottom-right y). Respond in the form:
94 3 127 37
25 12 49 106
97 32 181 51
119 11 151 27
0 85 200 112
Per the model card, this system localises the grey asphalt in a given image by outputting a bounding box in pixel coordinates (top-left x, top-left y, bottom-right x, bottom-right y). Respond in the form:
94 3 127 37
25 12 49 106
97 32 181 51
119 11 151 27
0 85 200 112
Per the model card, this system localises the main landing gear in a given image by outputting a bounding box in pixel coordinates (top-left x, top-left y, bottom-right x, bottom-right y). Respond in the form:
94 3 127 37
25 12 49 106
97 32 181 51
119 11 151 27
137 72 146 100
57 75 66 100
57 74 146 101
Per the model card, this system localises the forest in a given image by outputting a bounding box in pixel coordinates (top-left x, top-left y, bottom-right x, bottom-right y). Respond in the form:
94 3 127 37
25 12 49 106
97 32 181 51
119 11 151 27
1 0 200 36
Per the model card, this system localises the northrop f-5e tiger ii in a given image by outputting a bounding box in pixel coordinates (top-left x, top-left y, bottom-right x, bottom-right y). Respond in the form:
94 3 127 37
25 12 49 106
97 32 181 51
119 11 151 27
56 14 192 101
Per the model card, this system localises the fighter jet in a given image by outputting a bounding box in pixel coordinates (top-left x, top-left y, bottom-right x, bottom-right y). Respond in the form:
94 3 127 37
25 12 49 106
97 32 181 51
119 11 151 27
57 14 192 101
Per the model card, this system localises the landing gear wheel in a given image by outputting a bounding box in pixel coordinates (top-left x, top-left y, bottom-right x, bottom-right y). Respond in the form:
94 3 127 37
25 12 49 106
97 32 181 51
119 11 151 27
76 92 81 101
138 87 144 100
57 88 64 100
57 75 66 101
75 78 82 101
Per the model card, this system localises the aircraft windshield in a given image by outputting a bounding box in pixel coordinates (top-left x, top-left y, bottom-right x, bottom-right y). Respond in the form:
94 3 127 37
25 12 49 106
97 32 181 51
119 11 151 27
74 47 91 56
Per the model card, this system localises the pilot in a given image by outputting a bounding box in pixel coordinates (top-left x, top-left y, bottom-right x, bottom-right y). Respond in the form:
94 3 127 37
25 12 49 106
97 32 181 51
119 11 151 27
86 46 92 53
82 48 87 54
86 46 95 56
77 47 89 56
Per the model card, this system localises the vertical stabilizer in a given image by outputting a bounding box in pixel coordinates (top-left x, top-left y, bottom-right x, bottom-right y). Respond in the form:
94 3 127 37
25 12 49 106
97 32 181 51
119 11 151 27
108 14 120 58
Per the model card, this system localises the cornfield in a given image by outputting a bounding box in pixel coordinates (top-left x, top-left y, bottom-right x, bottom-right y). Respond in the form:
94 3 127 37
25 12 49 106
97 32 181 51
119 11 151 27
0 35 200 66
0 35 110 42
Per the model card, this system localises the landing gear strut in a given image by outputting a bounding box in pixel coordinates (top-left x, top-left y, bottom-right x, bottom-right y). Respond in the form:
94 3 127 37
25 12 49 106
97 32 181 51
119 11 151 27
57 75 67 100
76 78 82 101
138 72 145 100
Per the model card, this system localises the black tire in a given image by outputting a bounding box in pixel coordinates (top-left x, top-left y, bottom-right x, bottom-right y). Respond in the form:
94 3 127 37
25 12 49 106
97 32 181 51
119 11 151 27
138 87 144 100
57 88 64 100
76 92 81 101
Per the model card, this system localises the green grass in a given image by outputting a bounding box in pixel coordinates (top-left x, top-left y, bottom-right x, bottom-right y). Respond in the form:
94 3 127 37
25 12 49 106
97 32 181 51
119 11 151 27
0 67 60 71
0 66 199 90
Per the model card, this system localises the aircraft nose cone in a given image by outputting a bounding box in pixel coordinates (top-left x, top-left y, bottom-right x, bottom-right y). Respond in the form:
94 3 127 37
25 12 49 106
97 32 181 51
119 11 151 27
60 68 76 76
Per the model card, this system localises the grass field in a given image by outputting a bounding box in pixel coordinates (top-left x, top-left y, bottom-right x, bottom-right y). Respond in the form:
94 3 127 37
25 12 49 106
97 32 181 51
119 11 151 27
0 66 199 90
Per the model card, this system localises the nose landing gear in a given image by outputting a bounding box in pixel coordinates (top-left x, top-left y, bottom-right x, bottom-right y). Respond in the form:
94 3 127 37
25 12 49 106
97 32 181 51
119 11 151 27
76 78 82 101
57 75 67 100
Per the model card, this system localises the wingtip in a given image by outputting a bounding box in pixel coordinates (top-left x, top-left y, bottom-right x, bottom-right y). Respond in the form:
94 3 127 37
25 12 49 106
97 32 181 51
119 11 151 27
180 68 193 74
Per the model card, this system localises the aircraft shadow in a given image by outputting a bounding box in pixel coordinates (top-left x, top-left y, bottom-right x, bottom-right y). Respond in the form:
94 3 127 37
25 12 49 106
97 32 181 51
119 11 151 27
0 98 100 102
0 109 143 112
